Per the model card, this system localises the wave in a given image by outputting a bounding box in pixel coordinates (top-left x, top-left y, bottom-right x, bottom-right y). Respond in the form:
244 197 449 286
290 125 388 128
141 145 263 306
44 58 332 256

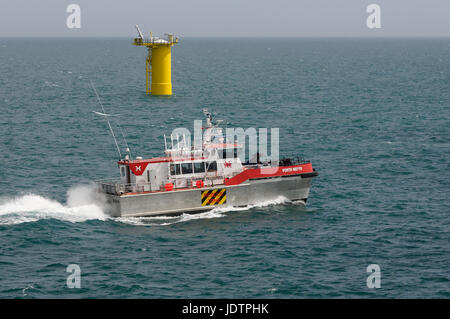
116 196 292 226
211 195 292 213
0 184 108 225
116 210 225 226
0 187 294 226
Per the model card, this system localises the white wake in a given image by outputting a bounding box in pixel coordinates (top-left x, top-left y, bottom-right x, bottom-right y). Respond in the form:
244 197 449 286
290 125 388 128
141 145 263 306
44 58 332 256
0 184 108 225
0 188 294 226
211 195 291 213
116 196 292 226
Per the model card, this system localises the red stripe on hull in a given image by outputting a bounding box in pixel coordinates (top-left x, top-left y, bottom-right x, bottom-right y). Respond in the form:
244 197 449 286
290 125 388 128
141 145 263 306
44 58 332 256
225 163 314 186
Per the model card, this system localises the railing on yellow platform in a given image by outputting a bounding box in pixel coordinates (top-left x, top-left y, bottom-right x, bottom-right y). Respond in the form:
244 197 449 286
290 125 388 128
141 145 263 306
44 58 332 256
133 37 179 47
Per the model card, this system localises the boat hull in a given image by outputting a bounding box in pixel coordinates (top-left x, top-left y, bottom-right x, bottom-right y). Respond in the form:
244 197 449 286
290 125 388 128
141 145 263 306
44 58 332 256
101 174 315 217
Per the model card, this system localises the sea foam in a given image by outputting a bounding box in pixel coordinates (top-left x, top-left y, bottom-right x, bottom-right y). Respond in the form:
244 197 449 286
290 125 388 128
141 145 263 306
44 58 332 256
0 184 108 225
0 188 293 226
116 196 292 226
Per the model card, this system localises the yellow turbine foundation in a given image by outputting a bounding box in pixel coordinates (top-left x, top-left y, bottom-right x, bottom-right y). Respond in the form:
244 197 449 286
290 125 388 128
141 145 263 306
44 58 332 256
150 45 172 95
134 33 178 95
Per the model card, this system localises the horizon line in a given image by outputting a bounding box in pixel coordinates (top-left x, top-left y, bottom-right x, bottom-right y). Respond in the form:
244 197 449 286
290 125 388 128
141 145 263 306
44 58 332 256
1 35 450 39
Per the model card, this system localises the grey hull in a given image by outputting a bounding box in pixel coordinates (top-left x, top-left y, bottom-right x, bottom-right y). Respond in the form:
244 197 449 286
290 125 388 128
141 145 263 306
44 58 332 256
103 175 313 217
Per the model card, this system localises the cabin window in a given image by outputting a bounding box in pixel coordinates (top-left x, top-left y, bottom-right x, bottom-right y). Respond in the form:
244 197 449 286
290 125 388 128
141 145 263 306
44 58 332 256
175 164 182 175
206 161 217 172
181 162 193 174
194 162 206 173
170 164 176 175
234 148 238 158
147 170 150 182
121 167 125 177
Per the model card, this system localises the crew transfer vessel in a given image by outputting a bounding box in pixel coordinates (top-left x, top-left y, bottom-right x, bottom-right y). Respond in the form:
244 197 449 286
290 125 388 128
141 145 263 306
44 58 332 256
96 110 318 217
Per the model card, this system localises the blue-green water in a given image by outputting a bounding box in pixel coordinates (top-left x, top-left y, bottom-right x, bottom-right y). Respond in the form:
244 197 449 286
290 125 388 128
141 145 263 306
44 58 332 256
0 38 449 298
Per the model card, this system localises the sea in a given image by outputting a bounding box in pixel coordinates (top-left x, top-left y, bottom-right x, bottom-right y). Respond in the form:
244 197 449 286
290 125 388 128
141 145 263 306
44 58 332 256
0 38 449 298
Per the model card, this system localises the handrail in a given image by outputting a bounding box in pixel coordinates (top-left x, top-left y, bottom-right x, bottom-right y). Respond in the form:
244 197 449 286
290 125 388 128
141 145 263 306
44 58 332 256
242 156 310 168
133 38 178 46
96 175 227 196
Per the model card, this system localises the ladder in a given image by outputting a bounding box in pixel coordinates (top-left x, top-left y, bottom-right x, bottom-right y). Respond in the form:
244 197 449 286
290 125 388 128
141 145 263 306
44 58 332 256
145 48 152 94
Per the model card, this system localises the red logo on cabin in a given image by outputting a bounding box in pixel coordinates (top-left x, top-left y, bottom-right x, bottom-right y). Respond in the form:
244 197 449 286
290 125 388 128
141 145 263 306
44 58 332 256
129 162 149 176
224 161 232 168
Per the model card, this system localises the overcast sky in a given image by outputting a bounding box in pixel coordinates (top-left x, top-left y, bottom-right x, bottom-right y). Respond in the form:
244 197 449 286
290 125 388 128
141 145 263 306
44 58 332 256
0 0 449 37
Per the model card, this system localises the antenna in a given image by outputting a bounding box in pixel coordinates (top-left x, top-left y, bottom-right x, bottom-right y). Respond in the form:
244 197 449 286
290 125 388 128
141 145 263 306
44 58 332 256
90 80 122 159
135 25 144 39
117 123 132 159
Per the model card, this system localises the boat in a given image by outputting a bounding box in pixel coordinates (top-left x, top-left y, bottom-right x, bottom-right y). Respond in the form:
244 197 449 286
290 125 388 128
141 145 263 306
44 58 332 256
96 110 318 217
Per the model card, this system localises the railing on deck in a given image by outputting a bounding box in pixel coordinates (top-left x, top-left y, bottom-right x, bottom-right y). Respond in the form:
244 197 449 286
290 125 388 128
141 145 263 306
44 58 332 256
97 181 153 195
96 175 229 196
242 156 310 169
278 156 310 167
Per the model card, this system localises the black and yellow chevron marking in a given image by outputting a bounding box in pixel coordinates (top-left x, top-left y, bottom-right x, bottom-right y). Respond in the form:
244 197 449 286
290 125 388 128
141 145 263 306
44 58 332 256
201 189 227 206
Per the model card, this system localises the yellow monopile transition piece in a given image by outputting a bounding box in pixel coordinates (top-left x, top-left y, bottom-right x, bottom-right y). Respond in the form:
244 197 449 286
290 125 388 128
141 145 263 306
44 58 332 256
150 45 172 95
133 29 178 95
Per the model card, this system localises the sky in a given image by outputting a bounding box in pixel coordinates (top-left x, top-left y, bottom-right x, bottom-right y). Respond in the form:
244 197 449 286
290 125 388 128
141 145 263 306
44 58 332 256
0 0 449 38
